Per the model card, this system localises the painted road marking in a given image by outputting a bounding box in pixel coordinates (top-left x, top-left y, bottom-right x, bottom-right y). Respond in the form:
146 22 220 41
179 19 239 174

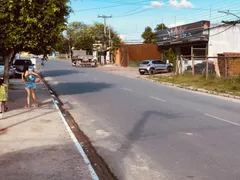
204 114 240 127
122 88 133 92
150 96 166 102
42 81 99 180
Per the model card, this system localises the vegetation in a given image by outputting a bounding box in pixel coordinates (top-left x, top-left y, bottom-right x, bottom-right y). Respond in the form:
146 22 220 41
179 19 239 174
149 73 240 96
141 23 168 44
58 22 123 54
141 26 156 44
0 0 71 83
154 23 168 31
128 61 141 67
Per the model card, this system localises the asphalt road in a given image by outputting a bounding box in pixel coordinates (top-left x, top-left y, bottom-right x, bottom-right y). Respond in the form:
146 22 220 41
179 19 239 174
42 60 240 180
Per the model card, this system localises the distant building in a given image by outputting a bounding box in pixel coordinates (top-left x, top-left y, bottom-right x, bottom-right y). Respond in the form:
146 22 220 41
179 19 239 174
156 20 210 58
156 21 240 75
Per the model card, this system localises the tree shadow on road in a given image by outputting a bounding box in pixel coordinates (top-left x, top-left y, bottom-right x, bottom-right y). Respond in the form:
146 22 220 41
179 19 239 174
41 69 83 77
50 82 114 95
0 144 91 180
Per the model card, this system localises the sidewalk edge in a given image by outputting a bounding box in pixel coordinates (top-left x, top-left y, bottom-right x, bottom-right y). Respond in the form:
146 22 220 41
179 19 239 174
41 79 99 180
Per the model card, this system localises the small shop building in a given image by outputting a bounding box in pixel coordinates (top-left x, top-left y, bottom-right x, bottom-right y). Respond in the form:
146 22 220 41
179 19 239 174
156 20 240 75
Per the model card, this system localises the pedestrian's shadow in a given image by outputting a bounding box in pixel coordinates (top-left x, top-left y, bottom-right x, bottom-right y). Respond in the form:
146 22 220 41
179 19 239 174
2 100 56 120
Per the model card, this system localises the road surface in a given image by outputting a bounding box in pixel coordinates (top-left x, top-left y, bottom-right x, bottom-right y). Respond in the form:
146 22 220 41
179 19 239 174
41 60 240 180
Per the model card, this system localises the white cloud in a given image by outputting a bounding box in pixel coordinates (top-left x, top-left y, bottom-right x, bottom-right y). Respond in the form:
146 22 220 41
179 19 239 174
144 1 165 9
168 21 185 27
169 0 194 8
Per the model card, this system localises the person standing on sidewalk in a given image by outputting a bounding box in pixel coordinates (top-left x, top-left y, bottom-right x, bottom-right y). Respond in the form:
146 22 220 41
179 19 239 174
0 78 8 113
22 66 41 108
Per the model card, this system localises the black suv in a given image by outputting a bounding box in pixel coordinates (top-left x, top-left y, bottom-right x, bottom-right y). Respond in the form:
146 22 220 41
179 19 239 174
13 59 34 77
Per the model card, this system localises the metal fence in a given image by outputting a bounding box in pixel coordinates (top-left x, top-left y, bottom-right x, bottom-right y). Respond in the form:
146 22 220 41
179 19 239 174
176 55 240 80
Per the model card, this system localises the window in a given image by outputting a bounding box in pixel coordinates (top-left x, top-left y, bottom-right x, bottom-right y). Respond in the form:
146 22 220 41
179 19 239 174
141 61 149 64
152 61 159 64
159 61 165 64
14 60 32 65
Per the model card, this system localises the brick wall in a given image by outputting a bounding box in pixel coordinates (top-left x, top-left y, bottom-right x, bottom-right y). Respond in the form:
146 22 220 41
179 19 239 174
218 52 240 77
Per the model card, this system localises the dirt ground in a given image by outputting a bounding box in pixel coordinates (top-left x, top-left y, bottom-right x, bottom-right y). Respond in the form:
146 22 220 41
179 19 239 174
98 65 172 79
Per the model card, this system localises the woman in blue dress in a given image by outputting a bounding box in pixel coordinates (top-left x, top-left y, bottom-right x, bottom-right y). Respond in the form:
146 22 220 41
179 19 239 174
21 66 41 108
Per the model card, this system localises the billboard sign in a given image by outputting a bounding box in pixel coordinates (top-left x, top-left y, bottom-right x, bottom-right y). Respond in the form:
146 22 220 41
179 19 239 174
156 21 210 44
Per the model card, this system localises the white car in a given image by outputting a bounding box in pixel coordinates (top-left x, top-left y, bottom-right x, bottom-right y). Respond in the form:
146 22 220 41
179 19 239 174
0 63 15 78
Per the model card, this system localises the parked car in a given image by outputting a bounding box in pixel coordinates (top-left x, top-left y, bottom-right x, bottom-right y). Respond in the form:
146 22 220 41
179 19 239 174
13 58 34 77
0 62 15 78
138 60 173 75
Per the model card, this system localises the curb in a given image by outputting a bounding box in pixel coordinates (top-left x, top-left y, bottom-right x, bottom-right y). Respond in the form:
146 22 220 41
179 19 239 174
41 78 99 180
139 76 240 100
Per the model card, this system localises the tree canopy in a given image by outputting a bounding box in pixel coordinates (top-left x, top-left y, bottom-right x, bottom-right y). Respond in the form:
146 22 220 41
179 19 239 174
154 23 168 31
0 0 71 55
0 0 71 81
141 26 156 44
141 23 168 44
58 22 122 54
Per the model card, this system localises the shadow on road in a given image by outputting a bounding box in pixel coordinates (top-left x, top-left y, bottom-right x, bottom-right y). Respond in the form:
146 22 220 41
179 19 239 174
42 69 83 77
118 110 179 154
95 110 180 179
50 82 114 95
0 144 90 180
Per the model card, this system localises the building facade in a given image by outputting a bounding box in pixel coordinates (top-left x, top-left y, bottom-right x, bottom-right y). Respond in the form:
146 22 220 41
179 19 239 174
156 21 240 75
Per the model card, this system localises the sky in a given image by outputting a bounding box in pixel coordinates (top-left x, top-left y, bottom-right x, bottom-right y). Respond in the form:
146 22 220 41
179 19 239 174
68 0 240 42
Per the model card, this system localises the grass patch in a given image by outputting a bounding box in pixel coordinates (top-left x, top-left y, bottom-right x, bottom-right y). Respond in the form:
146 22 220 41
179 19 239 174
149 73 240 96
128 61 140 67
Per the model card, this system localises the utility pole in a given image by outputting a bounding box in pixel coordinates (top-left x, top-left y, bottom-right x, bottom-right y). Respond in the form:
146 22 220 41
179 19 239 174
162 16 163 30
209 5 212 20
108 27 112 63
98 15 112 64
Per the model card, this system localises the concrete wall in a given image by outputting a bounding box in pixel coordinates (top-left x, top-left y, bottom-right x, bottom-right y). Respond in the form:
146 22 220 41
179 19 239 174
208 25 240 76
208 25 240 56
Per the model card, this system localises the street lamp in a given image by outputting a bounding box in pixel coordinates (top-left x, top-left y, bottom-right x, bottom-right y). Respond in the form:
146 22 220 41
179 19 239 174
218 10 240 24
218 10 240 19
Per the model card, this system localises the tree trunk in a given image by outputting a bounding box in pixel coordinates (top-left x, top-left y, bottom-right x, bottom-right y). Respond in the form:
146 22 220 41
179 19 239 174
3 50 11 86
9 51 16 65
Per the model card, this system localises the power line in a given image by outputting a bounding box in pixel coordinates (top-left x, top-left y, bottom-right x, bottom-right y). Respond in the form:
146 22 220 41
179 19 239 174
74 0 149 12
113 9 149 18
210 24 235 37
111 0 169 18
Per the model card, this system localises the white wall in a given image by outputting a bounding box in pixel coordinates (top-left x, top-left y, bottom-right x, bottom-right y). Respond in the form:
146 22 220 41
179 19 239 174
208 25 240 76
208 25 240 56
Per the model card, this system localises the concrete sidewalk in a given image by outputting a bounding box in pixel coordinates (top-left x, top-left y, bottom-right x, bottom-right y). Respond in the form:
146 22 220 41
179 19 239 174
0 80 92 180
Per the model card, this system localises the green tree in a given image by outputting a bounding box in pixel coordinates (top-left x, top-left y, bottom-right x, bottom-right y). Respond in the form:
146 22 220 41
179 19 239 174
141 26 156 44
88 23 122 50
64 22 122 53
0 0 71 83
154 23 168 32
